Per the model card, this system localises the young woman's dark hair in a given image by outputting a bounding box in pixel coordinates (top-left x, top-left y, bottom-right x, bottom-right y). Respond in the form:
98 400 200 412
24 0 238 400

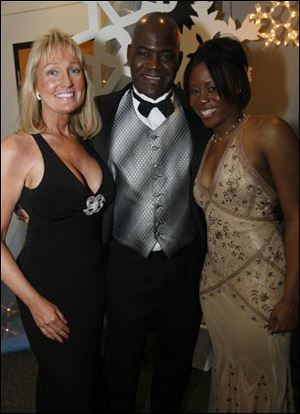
184 36 251 110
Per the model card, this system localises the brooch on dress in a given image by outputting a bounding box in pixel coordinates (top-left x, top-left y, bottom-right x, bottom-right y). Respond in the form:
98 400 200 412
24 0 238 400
83 194 106 215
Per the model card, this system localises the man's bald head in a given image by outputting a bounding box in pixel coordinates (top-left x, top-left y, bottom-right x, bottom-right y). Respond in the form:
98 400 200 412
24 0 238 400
132 12 180 50
128 12 182 99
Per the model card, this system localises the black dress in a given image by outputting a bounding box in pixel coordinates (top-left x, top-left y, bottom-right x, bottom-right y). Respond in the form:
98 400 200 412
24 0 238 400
16 133 114 413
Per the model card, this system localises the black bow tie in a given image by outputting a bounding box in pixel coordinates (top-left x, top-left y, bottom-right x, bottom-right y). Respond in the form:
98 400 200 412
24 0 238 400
132 90 174 118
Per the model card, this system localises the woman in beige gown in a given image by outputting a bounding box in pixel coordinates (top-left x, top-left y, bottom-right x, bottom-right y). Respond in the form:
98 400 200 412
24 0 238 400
184 37 298 413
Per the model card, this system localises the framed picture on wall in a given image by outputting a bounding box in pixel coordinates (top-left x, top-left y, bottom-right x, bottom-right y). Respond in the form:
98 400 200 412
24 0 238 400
12 39 95 92
13 41 33 91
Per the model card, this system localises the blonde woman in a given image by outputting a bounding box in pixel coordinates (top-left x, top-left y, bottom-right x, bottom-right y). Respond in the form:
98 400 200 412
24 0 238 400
1 29 114 412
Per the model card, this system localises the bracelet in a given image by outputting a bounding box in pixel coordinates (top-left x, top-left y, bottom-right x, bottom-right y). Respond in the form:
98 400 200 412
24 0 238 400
279 302 297 314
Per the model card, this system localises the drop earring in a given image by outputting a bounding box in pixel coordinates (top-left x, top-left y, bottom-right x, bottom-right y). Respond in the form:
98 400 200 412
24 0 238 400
36 92 41 101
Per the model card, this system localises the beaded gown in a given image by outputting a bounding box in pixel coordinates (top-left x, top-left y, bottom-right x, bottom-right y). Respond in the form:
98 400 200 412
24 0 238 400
193 115 294 413
16 134 114 413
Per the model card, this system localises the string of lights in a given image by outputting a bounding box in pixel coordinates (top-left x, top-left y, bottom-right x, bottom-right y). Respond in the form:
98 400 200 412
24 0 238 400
249 1 299 47
1 304 19 338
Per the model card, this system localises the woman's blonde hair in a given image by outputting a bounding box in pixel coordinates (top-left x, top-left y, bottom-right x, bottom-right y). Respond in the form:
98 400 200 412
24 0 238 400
17 28 101 139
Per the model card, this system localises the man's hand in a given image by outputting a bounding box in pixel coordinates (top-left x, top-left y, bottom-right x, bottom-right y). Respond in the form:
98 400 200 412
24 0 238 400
15 205 30 224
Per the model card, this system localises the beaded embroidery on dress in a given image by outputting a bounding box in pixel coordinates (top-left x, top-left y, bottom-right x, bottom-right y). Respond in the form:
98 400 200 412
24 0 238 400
193 115 294 413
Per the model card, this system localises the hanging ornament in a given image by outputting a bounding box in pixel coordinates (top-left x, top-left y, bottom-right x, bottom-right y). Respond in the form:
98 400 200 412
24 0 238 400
249 1 299 47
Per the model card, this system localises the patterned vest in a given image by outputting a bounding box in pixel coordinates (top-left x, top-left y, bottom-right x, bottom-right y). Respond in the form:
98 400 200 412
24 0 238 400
109 90 196 257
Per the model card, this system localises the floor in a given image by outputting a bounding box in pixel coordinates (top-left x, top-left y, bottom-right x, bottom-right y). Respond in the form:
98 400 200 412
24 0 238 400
1 336 211 413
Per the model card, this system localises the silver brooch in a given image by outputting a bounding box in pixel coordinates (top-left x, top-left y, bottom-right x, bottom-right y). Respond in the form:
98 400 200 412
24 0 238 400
83 194 105 216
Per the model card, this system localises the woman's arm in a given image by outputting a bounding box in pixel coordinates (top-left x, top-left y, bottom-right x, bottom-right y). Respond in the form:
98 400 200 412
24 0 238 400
259 117 299 333
1 135 70 343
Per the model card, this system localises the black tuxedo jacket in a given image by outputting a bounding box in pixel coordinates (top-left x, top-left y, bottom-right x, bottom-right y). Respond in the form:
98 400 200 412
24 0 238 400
92 83 211 270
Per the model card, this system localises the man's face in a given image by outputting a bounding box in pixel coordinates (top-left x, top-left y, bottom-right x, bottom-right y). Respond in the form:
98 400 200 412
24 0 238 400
127 19 181 99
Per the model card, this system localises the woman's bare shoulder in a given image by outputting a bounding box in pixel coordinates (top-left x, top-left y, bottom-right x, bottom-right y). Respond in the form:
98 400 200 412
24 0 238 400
2 132 34 146
247 114 295 134
2 133 37 159
246 114 297 146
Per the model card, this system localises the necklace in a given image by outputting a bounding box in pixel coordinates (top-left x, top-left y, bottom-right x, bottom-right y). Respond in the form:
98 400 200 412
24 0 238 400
211 113 245 143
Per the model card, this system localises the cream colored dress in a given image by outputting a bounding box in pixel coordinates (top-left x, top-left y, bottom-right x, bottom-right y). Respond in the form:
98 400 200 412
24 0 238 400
194 115 294 413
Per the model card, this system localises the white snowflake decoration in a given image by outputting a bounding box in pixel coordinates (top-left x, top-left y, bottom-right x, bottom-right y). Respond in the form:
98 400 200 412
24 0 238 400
177 1 260 83
73 1 261 94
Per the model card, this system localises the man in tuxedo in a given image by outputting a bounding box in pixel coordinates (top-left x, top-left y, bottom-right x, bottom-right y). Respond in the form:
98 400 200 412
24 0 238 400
93 12 211 413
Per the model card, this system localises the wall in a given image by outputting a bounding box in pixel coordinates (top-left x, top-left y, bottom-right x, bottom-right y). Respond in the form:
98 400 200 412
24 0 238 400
2 1 299 139
222 1 299 134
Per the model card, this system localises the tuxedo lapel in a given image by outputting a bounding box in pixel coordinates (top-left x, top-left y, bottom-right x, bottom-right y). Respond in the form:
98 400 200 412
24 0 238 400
92 83 133 161
174 85 211 182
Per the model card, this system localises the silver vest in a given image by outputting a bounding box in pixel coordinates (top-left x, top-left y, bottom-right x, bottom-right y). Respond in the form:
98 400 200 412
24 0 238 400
109 90 196 257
